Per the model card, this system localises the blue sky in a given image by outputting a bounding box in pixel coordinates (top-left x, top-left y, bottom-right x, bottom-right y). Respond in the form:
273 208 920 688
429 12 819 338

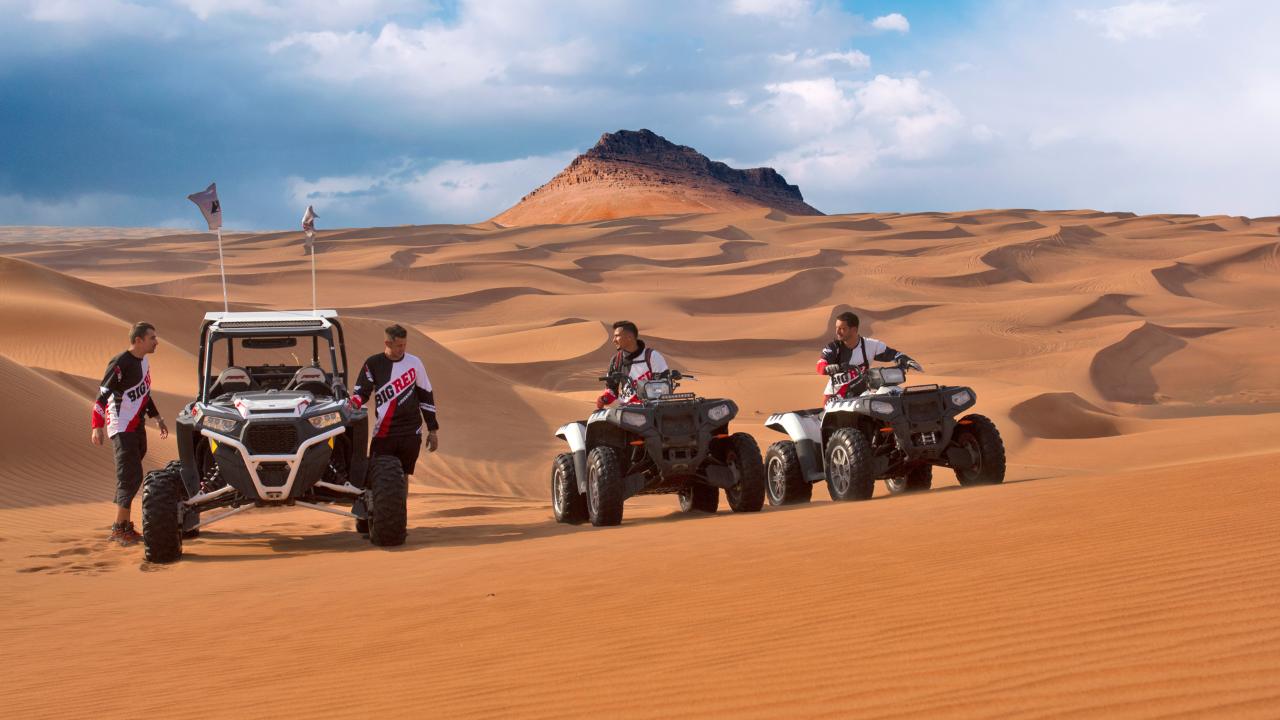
1 0 1276 230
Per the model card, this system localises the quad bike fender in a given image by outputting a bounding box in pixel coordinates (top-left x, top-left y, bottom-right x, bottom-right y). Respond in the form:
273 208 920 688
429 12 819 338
765 411 825 482
555 421 589 495
765 411 822 444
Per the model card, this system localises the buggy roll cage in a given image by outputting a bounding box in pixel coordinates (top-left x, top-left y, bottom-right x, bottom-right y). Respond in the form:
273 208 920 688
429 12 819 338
196 311 351 403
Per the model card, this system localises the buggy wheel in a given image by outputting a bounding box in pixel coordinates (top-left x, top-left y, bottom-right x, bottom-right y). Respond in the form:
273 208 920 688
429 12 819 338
552 452 588 524
367 455 407 546
142 465 184 563
724 433 765 513
825 428 875 501
765 440 812 506
953 414 1006 486
886 464 933 495
586 446 625 526
679 484 720 514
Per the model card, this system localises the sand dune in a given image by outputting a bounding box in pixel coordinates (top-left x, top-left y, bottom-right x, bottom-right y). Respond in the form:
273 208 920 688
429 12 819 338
2 208 1279 718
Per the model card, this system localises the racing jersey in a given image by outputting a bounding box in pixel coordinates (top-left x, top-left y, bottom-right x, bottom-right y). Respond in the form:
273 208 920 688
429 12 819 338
91 351 159 437
351 352 439 437
816 336 901 398
598 341 669 405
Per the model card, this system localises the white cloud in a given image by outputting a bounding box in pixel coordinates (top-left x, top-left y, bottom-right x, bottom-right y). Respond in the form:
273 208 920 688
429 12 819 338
287 151 578 224
871 13 910 33
1077 1 1204 41
771 48 871 71
22 0 179 38
730 0 811 18
0 192 177 227
178 0 418 27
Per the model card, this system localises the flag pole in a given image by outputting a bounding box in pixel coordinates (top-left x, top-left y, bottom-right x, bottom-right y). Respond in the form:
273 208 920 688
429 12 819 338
216 227 229 313
309 232 317 316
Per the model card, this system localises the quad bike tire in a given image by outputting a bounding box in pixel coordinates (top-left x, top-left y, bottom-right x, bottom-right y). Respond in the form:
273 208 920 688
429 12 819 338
587 446 625 526
953 414 1006 486
552 452 588 524
885 464 933 495
142 463 185 563
724 433 765 513
367 455 408 546
765 440 812 506
679 483 719 513
825 428 876 501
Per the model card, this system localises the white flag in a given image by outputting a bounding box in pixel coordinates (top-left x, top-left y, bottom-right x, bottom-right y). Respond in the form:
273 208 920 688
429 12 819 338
187 183 222 230
302 204 318 254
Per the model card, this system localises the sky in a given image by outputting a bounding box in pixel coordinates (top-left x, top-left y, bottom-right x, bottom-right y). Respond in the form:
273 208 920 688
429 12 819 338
1 0 1277 230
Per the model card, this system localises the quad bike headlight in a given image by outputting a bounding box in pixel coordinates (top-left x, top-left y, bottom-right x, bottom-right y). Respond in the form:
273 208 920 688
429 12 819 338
203 415 238 433
707 403 732 422
308 411 343 429
949 390 973 406
621 411 648 428
869 400 895 416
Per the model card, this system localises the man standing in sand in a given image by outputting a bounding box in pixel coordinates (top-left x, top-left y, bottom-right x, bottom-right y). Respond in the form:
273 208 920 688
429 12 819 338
817 311 915 401
90 322 168 546
597 320 670 408
352 324 440 479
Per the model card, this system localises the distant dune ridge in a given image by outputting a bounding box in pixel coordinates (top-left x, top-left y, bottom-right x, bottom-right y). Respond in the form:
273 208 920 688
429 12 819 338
491 129 823 225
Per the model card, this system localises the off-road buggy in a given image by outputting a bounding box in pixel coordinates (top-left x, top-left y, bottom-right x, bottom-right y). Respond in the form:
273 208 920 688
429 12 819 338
552 371 766 526
763 360 1005 505
140 311 407 562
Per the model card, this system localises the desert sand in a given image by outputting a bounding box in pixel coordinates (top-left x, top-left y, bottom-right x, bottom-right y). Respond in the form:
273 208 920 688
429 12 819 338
2 209 1278 717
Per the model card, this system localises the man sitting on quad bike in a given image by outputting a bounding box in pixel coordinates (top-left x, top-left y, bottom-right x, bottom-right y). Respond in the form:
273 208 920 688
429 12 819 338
596 320 670 409
818 311 917 401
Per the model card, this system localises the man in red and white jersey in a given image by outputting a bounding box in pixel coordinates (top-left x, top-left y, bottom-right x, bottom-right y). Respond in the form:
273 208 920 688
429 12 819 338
596 320 670 409
351 324 440 477
817 311 915 402
90 322 168 545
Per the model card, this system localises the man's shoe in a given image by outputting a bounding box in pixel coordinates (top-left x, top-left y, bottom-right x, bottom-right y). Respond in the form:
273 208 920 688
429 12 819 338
111 522 142 546
123 522 143 544
110 522 138 546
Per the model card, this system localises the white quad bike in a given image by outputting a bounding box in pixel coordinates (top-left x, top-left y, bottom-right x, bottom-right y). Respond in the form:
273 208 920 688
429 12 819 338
763 360 1005 504
551 371 766 527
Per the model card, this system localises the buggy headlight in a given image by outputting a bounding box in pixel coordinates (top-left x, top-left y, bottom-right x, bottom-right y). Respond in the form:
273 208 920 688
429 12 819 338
869 400 895 416
203 415 238 433
308 411 343 429
621 411 648 428
707 404 731 422
950 390 972 406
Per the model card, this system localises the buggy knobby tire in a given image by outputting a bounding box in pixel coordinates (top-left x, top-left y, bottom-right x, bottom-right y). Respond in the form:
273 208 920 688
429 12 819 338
367 455 408 546
886 464 933 495
825 428 875 501
142 465 184 563
765 440 812 506
679 483 720 514
586 446 625 526
724 433 765 513
953 414 1006 486
552 452 588 524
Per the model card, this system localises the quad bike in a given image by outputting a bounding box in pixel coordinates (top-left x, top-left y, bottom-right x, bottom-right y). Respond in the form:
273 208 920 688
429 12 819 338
763 359 1005 505
551 371 765 526
140 310 406 562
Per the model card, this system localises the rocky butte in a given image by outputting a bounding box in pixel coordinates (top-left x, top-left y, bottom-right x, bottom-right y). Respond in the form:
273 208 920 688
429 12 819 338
490 129 823 226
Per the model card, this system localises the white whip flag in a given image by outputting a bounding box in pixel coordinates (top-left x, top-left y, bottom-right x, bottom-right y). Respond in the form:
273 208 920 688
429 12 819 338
187 183 222 231
302 204 318 255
